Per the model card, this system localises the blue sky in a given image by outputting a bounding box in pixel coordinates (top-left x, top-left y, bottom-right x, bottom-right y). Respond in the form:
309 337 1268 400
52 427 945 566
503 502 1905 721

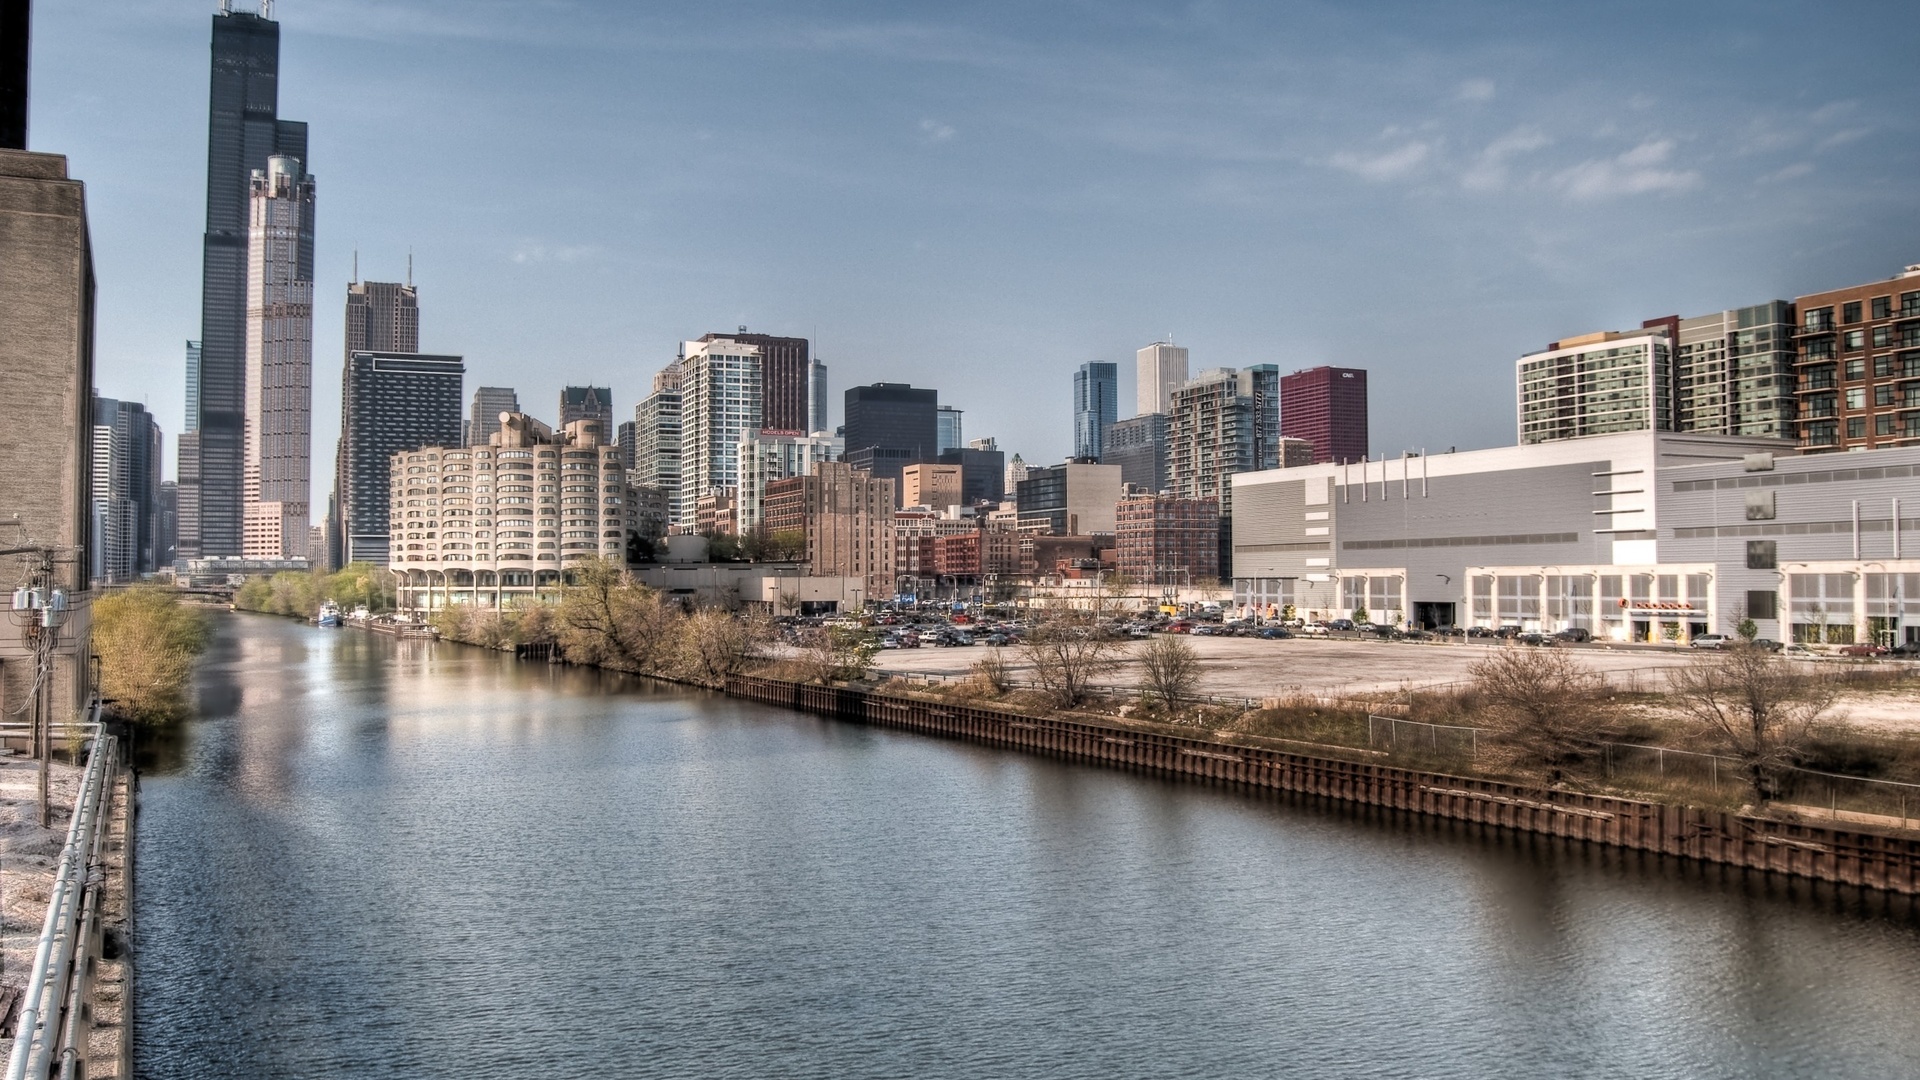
29 0 1920 478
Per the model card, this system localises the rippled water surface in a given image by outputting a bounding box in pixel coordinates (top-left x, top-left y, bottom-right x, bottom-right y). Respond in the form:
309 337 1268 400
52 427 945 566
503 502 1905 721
135 615 1920 1078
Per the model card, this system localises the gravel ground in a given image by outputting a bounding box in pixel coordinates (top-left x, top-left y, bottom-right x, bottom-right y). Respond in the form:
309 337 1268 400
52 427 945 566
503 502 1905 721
0 754 81 1033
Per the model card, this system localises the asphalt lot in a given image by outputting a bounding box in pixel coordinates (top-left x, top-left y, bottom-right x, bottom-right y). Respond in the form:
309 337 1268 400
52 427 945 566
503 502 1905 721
873 633 1708 699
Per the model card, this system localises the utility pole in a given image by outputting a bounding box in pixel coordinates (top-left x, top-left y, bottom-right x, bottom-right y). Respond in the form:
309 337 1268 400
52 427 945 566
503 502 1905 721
6 542 73 827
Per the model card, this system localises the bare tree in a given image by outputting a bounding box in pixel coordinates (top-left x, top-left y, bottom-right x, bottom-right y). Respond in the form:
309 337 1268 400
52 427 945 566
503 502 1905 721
1468 646 1613 782
677 608 770 687
1021 604 1120 709
970 647 1016 695
1139 634 1201 714
797 625 877 684
554 556 679 673
1665 644 1839 804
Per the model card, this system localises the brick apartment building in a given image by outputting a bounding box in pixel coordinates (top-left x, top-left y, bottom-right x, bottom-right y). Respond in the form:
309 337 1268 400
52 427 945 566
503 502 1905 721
764 461 896 601
1116 493 1220 585
1794 264 1920 452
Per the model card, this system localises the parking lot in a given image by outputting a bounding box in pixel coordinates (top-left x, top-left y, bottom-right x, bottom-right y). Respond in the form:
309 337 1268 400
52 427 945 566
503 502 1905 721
873 633 1708 700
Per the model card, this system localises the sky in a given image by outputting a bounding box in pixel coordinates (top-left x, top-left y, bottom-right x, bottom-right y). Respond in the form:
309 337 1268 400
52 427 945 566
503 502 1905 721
26 0 1920 482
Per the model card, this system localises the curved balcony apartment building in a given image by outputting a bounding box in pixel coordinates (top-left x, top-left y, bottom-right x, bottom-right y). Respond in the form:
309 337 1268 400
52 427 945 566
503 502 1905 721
389 413 643 614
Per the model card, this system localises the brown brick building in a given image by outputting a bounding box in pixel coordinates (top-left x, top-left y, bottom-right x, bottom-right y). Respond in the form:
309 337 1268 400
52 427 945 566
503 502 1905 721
1794 265 1920 452
764 461 895 602
1116 493 1220 585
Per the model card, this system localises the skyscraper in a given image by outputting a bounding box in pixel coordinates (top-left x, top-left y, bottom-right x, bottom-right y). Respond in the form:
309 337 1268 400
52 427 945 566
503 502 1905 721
467 386 518 447
810 358 830 433
1280 366 1369 464
701 330 809 435
634 367 683 530
937 405 965 454
1136 341 1189 417
339 352 464 565
241 154 315 559
1105 413 1169 492
844 382 938 498
181 5 308 559
344 280 418 358
677 339 762 528
1166 368 1274 515
1073 361 1118 459
91 396 164 583
560 385 614 438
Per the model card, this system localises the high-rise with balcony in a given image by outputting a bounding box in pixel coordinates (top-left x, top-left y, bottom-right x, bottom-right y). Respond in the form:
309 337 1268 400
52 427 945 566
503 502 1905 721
635 361 683 531
1136 341 1188 416
677 338 763 527
1167 368 1274 514
1668 303 1797 441
338 352 464 565
1073 361 1118 460
182 5 308 559
700 330 808 435
1793 264 1920 452
1279 366 1368 464
241 155 316 559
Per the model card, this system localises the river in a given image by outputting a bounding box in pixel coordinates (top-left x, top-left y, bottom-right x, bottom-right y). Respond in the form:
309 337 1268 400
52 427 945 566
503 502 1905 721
133 614 1920 1078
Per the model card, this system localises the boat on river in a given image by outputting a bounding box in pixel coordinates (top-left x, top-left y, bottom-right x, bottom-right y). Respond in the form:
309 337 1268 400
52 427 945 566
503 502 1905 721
316 600 343 627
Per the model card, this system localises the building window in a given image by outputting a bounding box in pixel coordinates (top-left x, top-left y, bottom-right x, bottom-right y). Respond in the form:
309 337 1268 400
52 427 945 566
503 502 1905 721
1877 415 1897 436
1847 417 1867 440
1845 387 1866 410
1843 301 1862 324
1877 384 1897 407
1746 540 1776 569
1746 590 1778 620
1805 307 1834 331
1844 331 1865 352
1805 420 1838 446
1875 326 1893 349
1845 358 1866 381
1872 296 1892 320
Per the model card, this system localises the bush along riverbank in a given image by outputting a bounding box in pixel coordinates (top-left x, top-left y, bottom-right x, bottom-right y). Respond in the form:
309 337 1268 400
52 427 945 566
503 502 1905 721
231 561 397 619
92 586 210 723
420 557 1920 845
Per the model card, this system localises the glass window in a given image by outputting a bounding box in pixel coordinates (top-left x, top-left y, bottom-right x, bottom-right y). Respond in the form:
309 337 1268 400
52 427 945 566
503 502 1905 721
1746 540 1777 570
1877 384 1896 407
1845 358 1866 380
1844 330 1866 351
1877 415 1897 436
1846 387 1866 410
1848 417 1867 439
1875 326 1893 349
1746 590 1778 620
1805 306 1834 330
1872 296 1892 320
1843 301 1862 324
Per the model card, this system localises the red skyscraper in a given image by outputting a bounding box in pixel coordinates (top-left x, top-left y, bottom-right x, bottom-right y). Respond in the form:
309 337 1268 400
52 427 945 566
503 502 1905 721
1280 366 1368 464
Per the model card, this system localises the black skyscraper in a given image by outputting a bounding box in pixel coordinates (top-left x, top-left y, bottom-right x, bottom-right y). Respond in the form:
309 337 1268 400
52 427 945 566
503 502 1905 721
340 352 464 566
179 6 308 558
843 382 938 497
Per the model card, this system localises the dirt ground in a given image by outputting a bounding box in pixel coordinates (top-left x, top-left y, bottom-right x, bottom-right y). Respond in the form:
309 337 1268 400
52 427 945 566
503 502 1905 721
0 755 80 1030
872 636 1920 731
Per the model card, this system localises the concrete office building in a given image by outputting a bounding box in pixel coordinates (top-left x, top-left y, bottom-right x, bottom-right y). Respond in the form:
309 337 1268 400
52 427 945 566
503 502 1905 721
703 330 808 435
0 146 97 726
1105 413 1168 493
902 462 964 511
764 461 897 604
182 6 308 559
677 338 762 528
844 382 938 498
344 279 418 362
1016 461 1123 536
1793 264 1920 453
1136 341 1189 416
389 414 642 614
337 352 465 565
466 386 519 448
559 385 614 434
1279 366 1367 465
1073 362 1118 460
1005 453 1029 494
241 154 316 559
1517 330 1672 445
737 430 841 533
616 420 636 470
90 396 164 583
937 405 965 454
1228 430 1813 638
635 362 682 531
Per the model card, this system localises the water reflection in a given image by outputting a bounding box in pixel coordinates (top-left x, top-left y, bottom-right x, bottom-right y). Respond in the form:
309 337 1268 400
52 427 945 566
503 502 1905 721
135 614 1920 1080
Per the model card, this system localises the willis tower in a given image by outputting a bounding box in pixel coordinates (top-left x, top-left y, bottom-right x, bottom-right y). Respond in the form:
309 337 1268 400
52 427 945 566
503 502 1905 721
178 3 308 559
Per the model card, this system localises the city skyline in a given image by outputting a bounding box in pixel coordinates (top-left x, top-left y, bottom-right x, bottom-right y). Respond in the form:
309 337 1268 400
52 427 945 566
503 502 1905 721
29 1 1920 480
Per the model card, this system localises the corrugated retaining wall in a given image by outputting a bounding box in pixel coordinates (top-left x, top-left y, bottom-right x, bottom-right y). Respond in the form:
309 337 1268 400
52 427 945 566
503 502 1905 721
726 674 1920 896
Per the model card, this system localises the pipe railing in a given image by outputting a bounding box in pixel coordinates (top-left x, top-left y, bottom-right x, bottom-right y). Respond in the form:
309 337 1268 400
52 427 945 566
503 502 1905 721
5 704 118 1080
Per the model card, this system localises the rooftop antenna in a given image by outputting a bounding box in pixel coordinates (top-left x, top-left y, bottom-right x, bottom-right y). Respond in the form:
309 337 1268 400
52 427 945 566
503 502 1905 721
352 248 358 284
407 248 413 287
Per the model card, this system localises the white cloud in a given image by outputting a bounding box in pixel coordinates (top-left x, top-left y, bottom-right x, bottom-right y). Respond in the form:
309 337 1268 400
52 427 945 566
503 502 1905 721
1460 127 1551 192
1328 141 1431 181
1455 78 1496 103
510 242 599 265
919 118 957 143
1550 139 1700 200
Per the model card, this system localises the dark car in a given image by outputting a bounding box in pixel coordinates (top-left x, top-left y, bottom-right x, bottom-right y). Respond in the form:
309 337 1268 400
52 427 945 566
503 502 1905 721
1515 632 1548 647
1493 624 1524 639
1887 640 1920 657
1465 626 1497 639
1552 628 1591 644
1328 619 1356 632
1256 626 1293 640
1750 638 1785 653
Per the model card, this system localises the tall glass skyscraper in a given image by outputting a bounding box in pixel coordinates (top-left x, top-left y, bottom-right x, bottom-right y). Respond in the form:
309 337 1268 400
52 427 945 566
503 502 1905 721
179 5 308 558
1073 361 1118 460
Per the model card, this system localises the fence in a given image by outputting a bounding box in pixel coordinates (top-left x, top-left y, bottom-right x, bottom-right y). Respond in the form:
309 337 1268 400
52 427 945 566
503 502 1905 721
726 673 1920 894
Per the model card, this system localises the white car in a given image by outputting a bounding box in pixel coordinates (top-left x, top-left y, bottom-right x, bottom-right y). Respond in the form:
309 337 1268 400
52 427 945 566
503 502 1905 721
1294 623 1330 637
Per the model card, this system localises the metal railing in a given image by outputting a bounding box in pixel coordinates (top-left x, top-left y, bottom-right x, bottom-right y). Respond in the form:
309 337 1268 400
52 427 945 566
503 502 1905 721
5 705 119 1080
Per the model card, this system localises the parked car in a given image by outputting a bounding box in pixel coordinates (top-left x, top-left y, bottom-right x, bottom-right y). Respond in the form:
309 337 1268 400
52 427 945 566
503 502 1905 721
1515 632 1548 647
1294 622 1330 637
1465 626 1498 639
1889 641 1920 658
1552 627 1592 644
1328 619 1356 632
1749 638 1785 653
1781 643 1817 658
1256 626 1294 640
1398 628 1431 641
1164 621 1194 634
1838 642 1888 657
1689 634 1730 650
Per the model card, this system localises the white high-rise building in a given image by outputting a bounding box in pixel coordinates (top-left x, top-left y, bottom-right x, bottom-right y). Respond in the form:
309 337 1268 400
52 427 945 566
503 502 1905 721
737 430 843 533
1005 452 1029 495
242 155 316 559
677 338 763 528
1136 340 1189 417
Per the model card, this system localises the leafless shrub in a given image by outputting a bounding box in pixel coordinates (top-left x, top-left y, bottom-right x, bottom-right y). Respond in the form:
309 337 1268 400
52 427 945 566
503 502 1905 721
1666 644 1841 803
1139 634 1201 714
1469 646 1613 782
1020 607 1120 710
970 647 1016 695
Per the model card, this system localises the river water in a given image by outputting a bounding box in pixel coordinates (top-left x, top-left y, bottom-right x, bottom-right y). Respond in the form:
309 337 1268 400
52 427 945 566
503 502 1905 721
133 615 1920 1079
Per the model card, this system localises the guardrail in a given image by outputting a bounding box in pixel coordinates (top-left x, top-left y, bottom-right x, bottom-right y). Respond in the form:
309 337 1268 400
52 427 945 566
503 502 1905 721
5 706 120 1080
